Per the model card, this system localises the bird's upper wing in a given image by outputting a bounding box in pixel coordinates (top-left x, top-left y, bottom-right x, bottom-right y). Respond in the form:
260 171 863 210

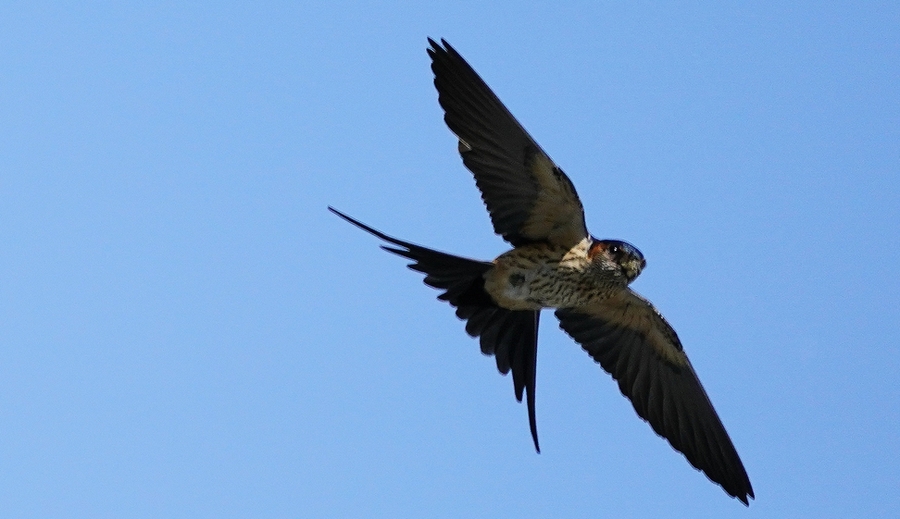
555 290 754 505
428 38 588 249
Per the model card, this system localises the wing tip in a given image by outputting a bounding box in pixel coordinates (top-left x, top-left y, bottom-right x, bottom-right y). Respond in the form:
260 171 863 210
735 486 754 506
737 477 755 506
426 37 453 53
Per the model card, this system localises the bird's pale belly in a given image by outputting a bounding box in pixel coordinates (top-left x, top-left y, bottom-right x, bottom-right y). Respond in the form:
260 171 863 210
484 241 618 310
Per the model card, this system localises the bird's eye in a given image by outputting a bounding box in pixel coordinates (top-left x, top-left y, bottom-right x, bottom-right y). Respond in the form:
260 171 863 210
609 245 620 255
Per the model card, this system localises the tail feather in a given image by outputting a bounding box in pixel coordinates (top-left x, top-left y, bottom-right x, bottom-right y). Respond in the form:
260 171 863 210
329 207 542 452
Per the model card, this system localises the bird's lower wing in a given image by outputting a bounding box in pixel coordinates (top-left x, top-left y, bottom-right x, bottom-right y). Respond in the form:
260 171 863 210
555 290 754 504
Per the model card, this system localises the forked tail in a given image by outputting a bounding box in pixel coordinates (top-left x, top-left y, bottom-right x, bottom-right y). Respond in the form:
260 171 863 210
329 207 542 451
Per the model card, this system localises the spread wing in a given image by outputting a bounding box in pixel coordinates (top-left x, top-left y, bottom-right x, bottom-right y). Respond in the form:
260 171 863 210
555 290 754 505
428 38 588 249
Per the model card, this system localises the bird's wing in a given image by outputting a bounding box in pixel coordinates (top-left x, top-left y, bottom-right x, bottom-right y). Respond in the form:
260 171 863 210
555 290 754 505
428 38 588 249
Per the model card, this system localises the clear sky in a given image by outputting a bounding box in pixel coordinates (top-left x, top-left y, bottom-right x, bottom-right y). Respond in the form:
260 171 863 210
1 2 898 518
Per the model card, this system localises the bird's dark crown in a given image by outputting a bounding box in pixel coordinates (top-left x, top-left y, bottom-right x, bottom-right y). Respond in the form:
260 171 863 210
589 238 646 282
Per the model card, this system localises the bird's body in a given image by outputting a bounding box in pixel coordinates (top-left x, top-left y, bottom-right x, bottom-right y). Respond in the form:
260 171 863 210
487 240 594 311
485 239 639 311
330 38 754 505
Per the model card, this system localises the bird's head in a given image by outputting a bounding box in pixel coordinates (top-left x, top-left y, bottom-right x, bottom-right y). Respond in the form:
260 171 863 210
588 239 646 284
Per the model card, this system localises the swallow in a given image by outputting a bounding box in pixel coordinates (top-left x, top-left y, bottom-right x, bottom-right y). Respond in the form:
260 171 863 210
330 38 753 505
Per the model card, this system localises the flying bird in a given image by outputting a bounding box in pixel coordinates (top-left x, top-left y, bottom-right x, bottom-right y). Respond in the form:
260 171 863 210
330 38 754 505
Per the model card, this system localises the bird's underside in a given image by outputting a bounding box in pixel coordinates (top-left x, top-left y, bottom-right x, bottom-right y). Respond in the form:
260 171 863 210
328 38 754 505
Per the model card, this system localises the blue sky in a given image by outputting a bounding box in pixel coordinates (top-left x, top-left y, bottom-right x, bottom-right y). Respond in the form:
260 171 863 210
1 2 898 518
